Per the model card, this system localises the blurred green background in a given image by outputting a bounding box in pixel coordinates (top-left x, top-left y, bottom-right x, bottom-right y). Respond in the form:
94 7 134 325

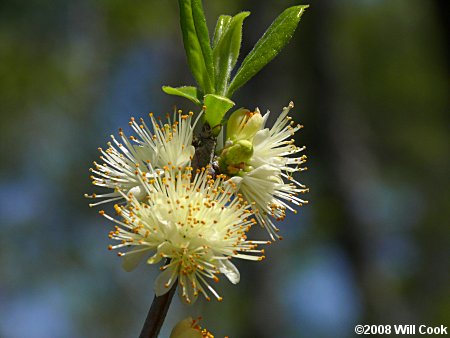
0 1 449 337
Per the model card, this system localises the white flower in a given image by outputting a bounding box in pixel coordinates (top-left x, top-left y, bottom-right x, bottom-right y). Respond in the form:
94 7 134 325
100 166 267 304
85 110 201 206
227 102 308 240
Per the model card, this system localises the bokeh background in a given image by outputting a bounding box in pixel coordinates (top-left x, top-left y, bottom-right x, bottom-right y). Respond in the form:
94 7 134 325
0 0 449 337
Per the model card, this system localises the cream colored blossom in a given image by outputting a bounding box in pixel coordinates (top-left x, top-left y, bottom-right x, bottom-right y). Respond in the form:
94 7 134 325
85 110 200 206
226 102 308 240
100 166 267 304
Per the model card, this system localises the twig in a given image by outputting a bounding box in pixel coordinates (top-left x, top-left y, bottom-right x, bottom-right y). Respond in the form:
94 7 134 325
139 282 177 338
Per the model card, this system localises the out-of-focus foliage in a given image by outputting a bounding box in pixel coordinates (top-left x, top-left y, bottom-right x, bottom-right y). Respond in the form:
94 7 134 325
0 1 448 337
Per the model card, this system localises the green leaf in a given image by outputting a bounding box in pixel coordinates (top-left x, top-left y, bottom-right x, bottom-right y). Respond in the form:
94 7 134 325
212 15 232 49
213 12 250 96
178 0 214 94
227 5 309 97
203 94 235 132
191 0 215 89
162 86 202 106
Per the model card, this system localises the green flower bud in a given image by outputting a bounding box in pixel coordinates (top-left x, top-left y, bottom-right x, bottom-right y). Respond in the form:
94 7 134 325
226 108 263 142
218 139 253 175
226 139 253 163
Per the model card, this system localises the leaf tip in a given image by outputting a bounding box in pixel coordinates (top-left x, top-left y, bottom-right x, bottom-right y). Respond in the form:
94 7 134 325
291 4 310 17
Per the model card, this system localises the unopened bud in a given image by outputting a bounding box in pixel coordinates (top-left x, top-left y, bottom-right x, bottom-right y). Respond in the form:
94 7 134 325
218 139 253 175
170 317 213 338
227 108 263 142
225 140 253 164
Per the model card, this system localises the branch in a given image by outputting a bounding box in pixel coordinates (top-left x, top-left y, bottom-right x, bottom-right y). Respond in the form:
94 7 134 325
139 282 177 338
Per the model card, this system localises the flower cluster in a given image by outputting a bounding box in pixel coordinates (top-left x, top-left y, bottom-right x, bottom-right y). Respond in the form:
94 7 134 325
87 110 268 303
87 103 307 302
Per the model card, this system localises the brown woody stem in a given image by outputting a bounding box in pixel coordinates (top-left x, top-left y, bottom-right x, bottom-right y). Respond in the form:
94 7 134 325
138 282 177 338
